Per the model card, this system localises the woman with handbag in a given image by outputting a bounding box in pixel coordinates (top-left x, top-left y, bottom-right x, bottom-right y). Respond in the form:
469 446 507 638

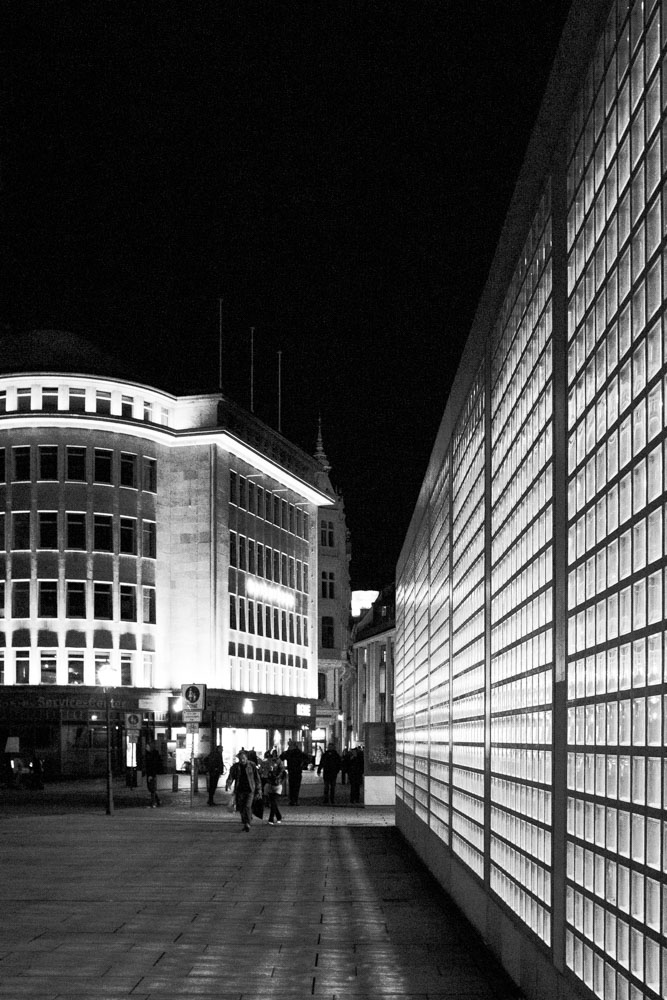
266 757 286 826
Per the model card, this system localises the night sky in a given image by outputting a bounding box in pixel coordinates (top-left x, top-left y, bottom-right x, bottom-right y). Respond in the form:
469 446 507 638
1 2 573 589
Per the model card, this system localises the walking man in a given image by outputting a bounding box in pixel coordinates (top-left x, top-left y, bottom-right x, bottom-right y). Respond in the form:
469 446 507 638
225 750 261 831
144 740 162 809
317 742 341 805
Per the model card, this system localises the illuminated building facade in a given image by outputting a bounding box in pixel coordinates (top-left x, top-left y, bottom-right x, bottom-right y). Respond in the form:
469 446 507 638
0 333 332 776
313 423 352 753
395 3 667 1000
348 584 395 745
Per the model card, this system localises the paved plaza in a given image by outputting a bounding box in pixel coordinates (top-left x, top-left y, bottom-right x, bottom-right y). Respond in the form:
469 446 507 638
0 772 518 999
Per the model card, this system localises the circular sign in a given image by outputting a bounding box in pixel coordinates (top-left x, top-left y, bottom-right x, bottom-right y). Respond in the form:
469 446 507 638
125 712 142 729
184 685 201 704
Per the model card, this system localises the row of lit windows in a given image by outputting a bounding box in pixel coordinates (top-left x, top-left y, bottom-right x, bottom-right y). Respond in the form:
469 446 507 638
490 823 552 889
0 446 157 491
0 384 169 425
0 511 156 557
229 532 308 592
0 649 147 687
490 668 553 712
227 642 307 670
229 471 310 539
492 404 552 516
0 579 156 623
492 331 552 471
492 866 551 945
229 595 308 646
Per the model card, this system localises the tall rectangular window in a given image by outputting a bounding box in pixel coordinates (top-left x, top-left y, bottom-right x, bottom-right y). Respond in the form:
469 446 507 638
68 652 84 684
12 581 30 617
15 650 29 684
120 452 137 488
66 581 86 618
93 583 113 619
40 650 57 684
229 531 237 567
229 470 237 504
16 387 31 411
0 512 4 550
68 387 86 412
38 511 58 549
39 445 58 480
321 571 335 598
322 616 334 648
13 512 30 550
120 584 136 621
66 512 86 550
38 580 58 617
94 448 112 484
96 390 111 414
66 446 86 481
41 386 59 411
93 514 113 552
121 395 133 418
238 536 246 571
0 580 4 618
142 587 156 624
143 457 157 492
120 652 133 685
13 446 30 481
0 448 5 482
142 521 156 558
229 595 237 630
119 517 136 554
143 400 153 422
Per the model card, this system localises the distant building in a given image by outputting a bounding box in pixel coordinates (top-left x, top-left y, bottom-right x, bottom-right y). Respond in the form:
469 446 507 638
0 331 333 776
347 584 395 745
312 421 351 754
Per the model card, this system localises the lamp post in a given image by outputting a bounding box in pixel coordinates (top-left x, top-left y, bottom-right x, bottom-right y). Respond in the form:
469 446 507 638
98 663 120 815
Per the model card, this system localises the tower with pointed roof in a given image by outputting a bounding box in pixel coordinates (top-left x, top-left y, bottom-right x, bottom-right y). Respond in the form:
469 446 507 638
312 418 351 752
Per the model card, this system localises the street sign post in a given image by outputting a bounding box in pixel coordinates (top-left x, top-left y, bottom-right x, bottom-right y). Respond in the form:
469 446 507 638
181 686 206 808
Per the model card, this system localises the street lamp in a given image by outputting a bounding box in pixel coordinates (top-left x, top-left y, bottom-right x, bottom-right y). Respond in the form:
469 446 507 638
98 663 120 815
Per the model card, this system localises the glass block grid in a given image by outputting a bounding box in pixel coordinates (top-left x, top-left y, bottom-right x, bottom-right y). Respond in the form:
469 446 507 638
565 1 666 997
490 185 555 947
451 371 486 877
428 458 452 844
395 4 667 997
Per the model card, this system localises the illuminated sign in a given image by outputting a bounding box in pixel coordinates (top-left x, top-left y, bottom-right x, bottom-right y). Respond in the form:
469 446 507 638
245 578 295 609
296 703 312 716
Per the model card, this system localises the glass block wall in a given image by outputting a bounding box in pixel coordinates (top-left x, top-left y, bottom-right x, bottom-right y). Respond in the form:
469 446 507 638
395 3 666 999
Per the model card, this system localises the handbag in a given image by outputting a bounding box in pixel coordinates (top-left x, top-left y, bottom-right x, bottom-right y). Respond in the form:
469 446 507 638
273 782 283 795
251 795 264 819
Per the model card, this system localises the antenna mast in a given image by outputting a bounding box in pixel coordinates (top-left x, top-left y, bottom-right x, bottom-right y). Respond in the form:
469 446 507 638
277 350 282 433
218 298 223 392
250 327 255 413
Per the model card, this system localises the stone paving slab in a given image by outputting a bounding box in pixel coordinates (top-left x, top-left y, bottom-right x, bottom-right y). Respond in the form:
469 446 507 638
0 778 518 1000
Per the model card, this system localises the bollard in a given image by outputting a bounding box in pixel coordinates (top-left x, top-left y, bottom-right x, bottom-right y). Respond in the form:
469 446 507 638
172 772 179 792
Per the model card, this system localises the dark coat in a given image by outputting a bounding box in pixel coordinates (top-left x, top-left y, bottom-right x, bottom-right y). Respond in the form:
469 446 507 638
317 749 341 780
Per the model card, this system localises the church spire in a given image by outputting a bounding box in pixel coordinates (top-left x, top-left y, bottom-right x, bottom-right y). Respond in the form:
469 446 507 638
315 414 332 473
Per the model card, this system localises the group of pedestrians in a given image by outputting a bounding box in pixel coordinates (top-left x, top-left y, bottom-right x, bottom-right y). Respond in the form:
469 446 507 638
144 739 365 824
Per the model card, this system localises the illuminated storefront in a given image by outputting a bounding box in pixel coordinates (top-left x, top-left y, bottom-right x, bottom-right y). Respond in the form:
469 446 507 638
0 342 330 775
395 3 666 1000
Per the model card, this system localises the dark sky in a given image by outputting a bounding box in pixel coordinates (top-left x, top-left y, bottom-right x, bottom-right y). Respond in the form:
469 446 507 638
1 1 573 590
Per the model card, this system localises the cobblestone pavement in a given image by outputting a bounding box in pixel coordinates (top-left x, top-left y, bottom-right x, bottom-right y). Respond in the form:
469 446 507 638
0 772 518 999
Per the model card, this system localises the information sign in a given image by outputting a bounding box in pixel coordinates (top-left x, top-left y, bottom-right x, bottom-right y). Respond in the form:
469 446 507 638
125 711 142 731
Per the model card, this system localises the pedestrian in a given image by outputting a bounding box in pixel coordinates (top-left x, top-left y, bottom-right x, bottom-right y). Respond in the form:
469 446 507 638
348 746 364 804
317 742 342 805
144 740 162 808
280 739 305 805
266 756 286 826
225 750 262 831
206 744 225 806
